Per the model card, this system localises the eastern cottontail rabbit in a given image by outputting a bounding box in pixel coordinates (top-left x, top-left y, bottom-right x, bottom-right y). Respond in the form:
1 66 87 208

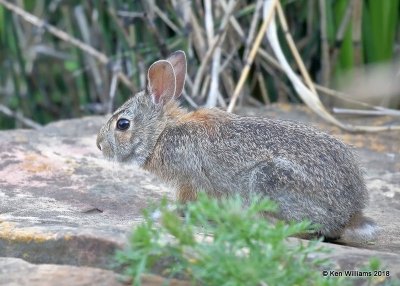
97 51 377 241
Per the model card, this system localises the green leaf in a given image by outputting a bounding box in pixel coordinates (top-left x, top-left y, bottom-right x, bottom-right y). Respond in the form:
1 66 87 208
116 194 362 286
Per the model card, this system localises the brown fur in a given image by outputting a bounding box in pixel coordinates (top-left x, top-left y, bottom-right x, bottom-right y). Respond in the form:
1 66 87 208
177 184 198 203
179 109 215 123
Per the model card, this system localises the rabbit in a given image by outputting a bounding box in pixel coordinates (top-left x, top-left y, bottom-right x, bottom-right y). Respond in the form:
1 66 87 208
96 50 377 241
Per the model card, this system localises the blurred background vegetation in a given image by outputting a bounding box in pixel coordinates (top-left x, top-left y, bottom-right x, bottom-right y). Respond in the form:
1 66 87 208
0 0 399 129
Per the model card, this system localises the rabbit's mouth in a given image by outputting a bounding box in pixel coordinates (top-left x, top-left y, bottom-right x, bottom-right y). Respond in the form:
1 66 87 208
97 140 114 161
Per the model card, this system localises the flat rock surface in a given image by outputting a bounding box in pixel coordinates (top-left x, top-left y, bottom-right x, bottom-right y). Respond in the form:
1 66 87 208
0 103 399 284
0 257 190 286
0 116 173 269
0 257 126 286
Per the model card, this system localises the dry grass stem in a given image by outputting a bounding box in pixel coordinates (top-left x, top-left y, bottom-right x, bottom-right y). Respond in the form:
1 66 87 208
257 70 270 105
333 108 400 116
276 2 317 95
268 1 400 132
1 0 398 132
243 0 263 60
227 0 279 112
153 5 181 34
0 0 134 91
192 0 236 98
0 104 42 129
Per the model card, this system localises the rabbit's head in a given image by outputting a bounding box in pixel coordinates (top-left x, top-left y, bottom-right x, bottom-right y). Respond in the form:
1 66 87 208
96 51 187 166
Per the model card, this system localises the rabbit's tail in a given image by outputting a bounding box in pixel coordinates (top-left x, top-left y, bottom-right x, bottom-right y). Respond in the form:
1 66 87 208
343 212 379 241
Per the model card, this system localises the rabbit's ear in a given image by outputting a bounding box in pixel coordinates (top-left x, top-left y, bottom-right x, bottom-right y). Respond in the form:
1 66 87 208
166 50 186 98
147 60 177 105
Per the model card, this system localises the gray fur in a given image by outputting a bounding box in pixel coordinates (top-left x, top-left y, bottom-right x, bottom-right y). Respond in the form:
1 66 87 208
96 51 377 241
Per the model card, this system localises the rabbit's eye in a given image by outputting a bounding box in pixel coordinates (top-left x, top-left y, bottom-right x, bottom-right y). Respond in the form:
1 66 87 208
116 118 130 131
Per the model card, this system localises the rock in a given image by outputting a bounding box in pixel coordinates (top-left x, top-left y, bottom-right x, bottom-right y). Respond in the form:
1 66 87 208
0 257 126 286
317 243 400 279
0 116 172 269
1 104 399 284
0 257 190 286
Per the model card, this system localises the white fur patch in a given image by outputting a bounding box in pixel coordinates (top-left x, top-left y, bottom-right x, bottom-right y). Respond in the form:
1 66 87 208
343 222 379 241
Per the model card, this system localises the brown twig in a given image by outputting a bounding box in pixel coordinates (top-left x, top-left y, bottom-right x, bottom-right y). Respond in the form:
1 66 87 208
243 0 263 60
275 2 317 95
227 0 278 112
192 0 236 98
220 0 244 39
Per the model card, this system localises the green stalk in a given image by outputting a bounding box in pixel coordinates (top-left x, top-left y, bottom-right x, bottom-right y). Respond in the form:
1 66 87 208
0 5 4 41
363 0 399 63
335 0 354 73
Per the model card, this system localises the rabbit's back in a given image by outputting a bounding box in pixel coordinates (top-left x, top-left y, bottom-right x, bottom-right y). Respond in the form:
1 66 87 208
153 109 364 189
146 109 368 237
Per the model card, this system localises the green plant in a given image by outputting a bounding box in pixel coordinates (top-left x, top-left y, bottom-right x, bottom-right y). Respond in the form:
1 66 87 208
324 0 400 82
363 0 399 63
116 194 349 286
1 1 399 130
